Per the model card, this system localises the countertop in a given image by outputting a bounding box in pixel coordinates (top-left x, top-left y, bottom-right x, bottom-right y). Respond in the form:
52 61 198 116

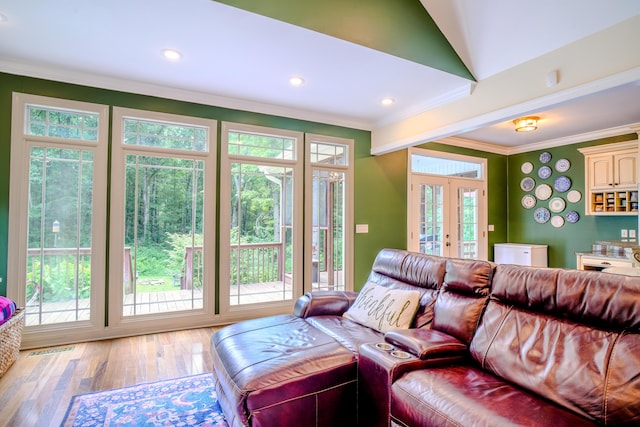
575 251 632 261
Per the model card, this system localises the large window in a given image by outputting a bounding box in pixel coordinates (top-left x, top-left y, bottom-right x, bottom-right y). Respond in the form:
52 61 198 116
109 108 216 331
8 94 109 346
8 94 353 346
305 135 354 293
219 123 303 318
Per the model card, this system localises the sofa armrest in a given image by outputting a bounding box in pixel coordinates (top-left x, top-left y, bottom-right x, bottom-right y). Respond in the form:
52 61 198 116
384 328 467 360
293 291 358 318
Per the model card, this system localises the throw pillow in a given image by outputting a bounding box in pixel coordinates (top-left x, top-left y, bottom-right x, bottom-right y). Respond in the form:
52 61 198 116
0 296 17 326
343 281 421 333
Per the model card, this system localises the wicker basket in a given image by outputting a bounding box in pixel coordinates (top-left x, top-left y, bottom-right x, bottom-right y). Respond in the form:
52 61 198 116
0 309 24 378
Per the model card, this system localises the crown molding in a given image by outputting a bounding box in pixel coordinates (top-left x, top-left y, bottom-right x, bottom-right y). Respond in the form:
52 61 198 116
437 122 640 156
0 59 374 131
374 82 474 128
504 122 640 154
433 136 511 155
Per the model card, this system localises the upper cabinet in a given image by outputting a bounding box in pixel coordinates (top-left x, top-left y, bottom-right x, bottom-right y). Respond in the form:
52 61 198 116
579 140 638 215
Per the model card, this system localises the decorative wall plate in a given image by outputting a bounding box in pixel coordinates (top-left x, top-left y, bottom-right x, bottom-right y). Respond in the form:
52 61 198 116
534 207 551 223
553 176 571 192
555 158 571 172
538 166 552 179
565 210 580 223
566 190 582 203
521 161 534 174
549 197 566 213
535 184 552 201
551 215 565 228
522 194 536 209
539 151 552 164
520 177 535 192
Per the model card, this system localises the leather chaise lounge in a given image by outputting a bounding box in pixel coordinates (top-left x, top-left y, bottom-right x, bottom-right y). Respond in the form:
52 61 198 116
210 248 640 426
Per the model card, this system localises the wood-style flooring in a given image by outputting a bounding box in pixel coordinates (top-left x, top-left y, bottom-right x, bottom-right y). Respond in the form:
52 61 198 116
0 327 221 427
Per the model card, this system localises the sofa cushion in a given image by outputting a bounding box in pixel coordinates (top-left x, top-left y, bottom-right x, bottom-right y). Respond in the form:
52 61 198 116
431 258 494 344
343 281 421 333
391 366 599 427
470 265 640 425
211 314 358 427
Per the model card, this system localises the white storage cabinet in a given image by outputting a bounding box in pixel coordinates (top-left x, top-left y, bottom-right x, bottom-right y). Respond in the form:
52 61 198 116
494 243 548 267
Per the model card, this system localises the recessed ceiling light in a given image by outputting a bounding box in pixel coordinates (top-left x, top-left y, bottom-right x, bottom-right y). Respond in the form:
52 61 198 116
381 97 395 106
289 76 304 86
162 49 182 61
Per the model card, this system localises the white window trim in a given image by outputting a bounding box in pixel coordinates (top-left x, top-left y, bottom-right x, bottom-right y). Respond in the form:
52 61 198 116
108 107 218 335
8 93 109 348
219 121 304 322
304 133 355 293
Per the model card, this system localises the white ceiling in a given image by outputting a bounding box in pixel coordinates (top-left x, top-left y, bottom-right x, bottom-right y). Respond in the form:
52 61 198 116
0 0 638 151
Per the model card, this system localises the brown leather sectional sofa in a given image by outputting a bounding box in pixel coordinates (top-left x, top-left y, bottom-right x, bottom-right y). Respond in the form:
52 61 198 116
210 248 640 426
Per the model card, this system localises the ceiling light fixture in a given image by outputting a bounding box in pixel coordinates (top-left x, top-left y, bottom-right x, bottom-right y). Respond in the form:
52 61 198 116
289 76 304 86
162 49 182 61
513 116 539 132
381 97 395 106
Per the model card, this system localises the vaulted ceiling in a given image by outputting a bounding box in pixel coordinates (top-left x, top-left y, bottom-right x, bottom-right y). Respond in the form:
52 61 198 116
0 0 638 154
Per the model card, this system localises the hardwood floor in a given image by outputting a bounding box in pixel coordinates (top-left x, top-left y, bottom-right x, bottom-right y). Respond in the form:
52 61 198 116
0 327 222 427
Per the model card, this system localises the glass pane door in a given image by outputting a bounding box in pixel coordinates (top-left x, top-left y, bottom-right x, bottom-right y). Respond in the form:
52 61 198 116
456 185 482 259
410 176 486 259
228 162 294 305
416 180 445 256
123 154 205 316
25 147 95 326
311 169 346 291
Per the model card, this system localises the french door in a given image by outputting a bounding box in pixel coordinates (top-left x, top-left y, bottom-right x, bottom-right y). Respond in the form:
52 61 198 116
8 94 109 347
108 108 217 332
409 174 486 259
219 122 303 320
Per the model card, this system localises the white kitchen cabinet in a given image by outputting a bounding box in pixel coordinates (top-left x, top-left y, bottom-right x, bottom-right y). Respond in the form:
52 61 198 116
494 243 548 267
576 253 633 271
579 140 639 215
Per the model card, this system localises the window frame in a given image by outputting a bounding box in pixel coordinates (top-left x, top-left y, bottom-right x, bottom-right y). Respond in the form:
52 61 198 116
108 107 218 334
219 121 304 322
7 93 109 348
304 133 355 293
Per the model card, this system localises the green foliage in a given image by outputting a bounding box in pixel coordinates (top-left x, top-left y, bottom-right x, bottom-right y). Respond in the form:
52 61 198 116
134 245 172 277
164 233 204 287
27 256 91 302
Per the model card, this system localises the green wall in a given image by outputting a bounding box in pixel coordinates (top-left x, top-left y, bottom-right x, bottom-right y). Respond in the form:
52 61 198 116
1 72 637 297
508 134 639 268
0 72 395 295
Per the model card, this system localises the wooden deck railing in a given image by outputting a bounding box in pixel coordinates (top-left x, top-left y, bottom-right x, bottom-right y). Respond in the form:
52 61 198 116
27 242 285 297
182 242 284 289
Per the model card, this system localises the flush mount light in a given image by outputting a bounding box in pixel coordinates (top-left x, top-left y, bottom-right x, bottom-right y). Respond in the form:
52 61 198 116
381 97 395 106
289 76 304 86
513 116 539 132
162 49 182 61
0 13 7 22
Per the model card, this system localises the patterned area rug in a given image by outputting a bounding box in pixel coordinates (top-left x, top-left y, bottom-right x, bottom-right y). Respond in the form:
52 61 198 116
61 373 229 426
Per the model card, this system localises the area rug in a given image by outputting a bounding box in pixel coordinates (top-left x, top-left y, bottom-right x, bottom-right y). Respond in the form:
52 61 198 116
61 373 229 426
